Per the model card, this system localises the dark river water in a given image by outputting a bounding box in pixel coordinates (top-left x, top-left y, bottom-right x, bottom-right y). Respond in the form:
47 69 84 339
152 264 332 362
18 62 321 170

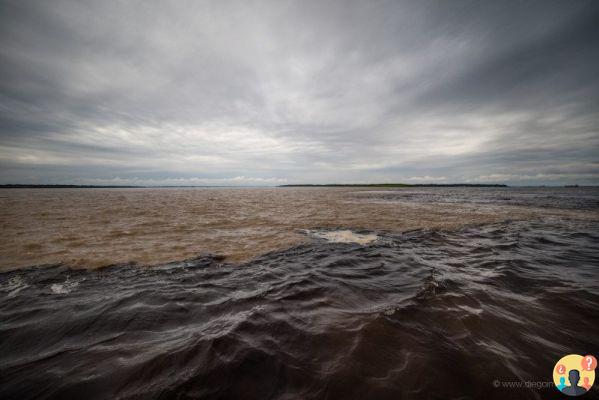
1 187 598 399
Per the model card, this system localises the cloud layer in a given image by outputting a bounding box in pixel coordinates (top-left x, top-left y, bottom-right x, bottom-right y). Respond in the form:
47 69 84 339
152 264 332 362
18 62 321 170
1 0 598 185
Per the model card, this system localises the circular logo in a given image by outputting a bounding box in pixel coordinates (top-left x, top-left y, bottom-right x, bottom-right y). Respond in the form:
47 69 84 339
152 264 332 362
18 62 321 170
553 354 596 396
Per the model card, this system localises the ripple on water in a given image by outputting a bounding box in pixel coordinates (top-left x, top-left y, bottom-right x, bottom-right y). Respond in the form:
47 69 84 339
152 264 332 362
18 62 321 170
1 275 29 297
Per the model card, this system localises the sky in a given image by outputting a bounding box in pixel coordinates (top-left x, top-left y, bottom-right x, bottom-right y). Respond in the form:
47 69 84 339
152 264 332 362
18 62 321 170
0 0 598 186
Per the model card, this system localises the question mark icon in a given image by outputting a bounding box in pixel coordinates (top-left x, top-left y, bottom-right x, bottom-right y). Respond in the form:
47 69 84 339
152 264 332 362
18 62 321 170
581 355 597 371
556 363 566 375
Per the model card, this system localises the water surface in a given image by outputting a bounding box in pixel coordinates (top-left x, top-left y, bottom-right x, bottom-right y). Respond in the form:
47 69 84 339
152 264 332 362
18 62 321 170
1 187 598 399
0 187 595 269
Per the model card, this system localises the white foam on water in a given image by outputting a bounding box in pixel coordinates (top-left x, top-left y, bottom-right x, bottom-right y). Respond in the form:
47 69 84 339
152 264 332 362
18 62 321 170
2 276 29 297
50 277 80 295
306 229 378 245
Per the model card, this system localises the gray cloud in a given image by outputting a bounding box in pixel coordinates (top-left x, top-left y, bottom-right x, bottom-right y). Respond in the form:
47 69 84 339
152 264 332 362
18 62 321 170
0 0 598 186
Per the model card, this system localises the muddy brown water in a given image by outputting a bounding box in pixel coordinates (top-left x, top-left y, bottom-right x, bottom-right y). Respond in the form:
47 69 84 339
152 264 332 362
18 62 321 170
1 187 596 270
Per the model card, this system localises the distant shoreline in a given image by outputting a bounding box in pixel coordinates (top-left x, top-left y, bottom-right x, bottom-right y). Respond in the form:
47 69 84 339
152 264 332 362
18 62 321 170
1 183 593 189
1 183 507 188
0 184 142 189
279 183 508 187
0 184 246 189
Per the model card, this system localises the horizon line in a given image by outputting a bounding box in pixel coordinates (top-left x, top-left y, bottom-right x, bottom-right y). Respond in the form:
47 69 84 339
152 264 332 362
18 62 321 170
0 183 592 189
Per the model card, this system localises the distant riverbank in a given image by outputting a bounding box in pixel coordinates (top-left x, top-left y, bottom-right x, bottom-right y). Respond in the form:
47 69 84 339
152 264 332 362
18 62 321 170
1 183 508 189
280 183 508 187
4 183 594 189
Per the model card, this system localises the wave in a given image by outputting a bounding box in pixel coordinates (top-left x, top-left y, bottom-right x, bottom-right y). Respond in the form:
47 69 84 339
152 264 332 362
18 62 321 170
1 219 598 399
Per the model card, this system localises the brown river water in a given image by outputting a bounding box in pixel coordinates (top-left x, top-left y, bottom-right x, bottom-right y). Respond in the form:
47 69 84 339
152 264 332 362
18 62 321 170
0 187 595 270
1 187 598 399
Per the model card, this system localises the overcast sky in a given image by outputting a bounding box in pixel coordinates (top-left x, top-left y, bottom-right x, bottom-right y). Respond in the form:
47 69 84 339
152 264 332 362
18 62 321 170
0 0 598 186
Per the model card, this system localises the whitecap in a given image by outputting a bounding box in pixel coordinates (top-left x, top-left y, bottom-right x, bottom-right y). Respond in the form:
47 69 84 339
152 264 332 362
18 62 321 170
305 229 378 245
50 276 79 295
